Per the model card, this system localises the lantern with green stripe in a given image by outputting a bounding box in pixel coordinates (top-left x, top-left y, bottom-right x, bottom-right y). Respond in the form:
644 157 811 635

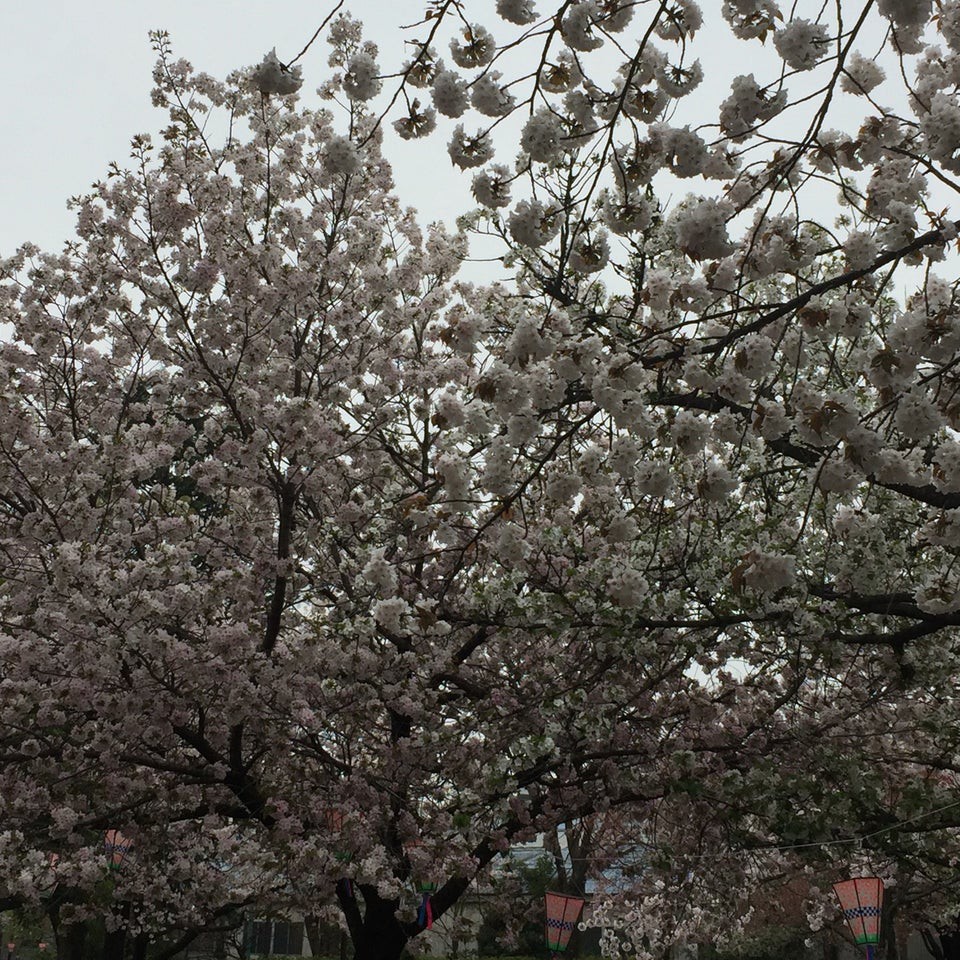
833 877 883 960
104 829 133 870
324 809 353 863
545 892 584 955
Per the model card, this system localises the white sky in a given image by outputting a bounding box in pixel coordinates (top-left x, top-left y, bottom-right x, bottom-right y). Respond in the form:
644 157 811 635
2 1 946 281
1 1 472 255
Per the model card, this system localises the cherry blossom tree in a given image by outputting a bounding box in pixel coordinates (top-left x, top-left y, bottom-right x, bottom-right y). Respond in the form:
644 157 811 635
370 1 960 952
5 2 960 959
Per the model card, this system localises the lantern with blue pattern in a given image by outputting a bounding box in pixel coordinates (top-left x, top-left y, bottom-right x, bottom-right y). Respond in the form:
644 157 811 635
545 892 585 955
104 829 133 870
833 876 883 960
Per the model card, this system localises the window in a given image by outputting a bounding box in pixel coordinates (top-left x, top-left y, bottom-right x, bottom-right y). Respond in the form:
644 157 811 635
245 920 304 956
272 922 304 956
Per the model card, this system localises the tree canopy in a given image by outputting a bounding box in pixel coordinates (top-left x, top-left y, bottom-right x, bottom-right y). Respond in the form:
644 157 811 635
4 3 960 959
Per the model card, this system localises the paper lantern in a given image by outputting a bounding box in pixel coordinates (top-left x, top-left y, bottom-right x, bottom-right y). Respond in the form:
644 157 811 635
104 829 133 869
324 810 353 863
545 892 585 954
833 877 883 959
324 809 345 832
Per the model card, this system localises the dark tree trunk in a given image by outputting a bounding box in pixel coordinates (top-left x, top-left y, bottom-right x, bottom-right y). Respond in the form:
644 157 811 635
56 922 88 960
131 931 148 960
353 892 409 960
101 899 134 960
337 883 411 960
213 928 227 960
921 930 943 960
340 866 486 960
103 925 126 960
304 914 323 958
882 893 900 960
939 927 960 960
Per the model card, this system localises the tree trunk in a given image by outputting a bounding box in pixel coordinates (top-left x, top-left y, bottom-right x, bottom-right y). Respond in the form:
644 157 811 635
303 914 323 958
55 922 89 960
103 926 127 960
353 914 408 960
939 928 960 960
131 931 148 960
348 888 409 960
101 899 134 960
886 922 898 960
922 931 943 960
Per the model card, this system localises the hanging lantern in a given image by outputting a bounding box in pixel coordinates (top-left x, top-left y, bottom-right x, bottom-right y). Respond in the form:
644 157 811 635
833 877 883 960
104 829 133 869
545 892 585 955
324 810 353 863
324 809 345 831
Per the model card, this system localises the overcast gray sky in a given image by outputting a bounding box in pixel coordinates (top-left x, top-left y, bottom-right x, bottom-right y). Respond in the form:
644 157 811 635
2 2 924 268
1 1 473 254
